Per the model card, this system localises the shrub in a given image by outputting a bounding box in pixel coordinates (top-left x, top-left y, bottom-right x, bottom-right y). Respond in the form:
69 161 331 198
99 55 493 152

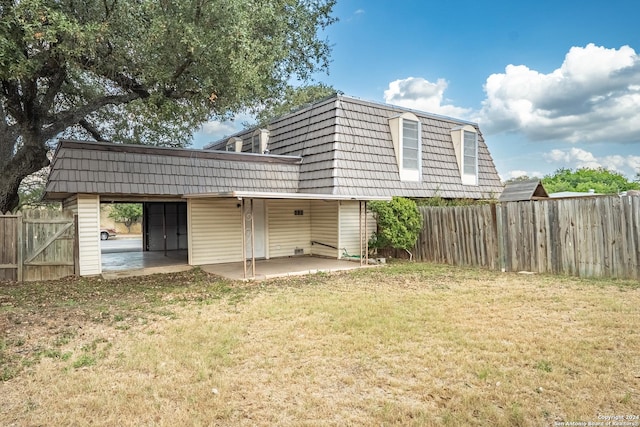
368 197 422 260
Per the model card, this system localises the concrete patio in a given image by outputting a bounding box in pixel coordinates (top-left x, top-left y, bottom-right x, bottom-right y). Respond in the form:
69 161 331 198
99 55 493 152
200 256 373 281
101 250 374 280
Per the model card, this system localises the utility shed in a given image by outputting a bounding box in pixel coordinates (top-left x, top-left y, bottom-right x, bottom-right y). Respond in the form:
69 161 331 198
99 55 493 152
499 179 549 202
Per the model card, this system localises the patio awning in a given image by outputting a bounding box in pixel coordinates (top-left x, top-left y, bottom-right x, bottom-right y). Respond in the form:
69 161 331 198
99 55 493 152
183 191 391 201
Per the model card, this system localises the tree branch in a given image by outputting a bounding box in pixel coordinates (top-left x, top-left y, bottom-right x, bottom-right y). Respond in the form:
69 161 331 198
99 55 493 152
40 67 67 114
79 118 107 141
2 80 25 122
170 54 193 86
41 92 140 140
79 56 151 99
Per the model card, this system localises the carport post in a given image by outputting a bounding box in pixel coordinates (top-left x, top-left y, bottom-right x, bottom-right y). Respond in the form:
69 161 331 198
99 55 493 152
250 199 256 279
359 201 363 266
241 198 246 279
163 203 167 257
364 200 368 265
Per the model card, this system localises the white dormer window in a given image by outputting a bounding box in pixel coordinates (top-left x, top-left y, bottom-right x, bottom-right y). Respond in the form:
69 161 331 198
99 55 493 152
451 125 478 185
252 129 269 154
403 119 419 169
389 112 422 182
463 130 477 176
226 137 242 152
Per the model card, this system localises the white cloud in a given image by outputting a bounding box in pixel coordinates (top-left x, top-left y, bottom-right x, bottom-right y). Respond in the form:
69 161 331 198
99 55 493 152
543 147 640 177
384 77 472 118
479 44 640 144
191 113 254 148
503 169 544 181
199 120 240 136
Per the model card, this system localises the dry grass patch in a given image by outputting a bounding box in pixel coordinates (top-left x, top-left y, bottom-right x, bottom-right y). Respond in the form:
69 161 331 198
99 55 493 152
1 264 639 426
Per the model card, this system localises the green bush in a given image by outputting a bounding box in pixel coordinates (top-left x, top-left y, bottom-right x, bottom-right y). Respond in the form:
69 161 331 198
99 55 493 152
368 197 422 259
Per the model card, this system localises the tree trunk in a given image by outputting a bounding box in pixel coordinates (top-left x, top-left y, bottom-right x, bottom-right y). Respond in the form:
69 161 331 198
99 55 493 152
0 140 50 213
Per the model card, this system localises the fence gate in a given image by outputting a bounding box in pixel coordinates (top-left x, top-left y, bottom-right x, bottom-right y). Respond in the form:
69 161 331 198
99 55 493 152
0 212 20 281
0 210 77 282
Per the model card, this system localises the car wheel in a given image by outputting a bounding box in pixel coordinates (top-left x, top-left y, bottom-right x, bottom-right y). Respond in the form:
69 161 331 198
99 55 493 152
100 231 109 241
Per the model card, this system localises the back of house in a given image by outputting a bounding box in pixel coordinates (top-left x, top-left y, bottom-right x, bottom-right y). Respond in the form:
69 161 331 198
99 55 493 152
206 94 504 200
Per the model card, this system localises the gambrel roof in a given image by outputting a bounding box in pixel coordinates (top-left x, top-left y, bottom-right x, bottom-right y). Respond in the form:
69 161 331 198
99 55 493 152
45 95 504 202
207 95 504 199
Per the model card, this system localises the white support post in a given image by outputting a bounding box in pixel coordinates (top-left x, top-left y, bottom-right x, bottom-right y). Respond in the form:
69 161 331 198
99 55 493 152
241 199 246 279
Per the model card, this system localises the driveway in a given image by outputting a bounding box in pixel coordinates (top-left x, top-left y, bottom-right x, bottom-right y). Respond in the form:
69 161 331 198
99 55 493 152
101 235 142 254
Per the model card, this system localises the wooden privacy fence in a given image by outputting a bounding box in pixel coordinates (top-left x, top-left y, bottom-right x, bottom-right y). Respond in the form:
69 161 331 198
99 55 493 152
0 210 77 282
415 196 640 280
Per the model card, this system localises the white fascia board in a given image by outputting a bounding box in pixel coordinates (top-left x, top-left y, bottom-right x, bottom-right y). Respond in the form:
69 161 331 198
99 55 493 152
183 191 391 201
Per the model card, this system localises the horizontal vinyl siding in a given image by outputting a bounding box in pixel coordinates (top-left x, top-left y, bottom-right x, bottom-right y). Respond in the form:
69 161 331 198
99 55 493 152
77 194 101 275
339 201 376 259
310 200 339 258
62 196 78 213
189 199 242 265
268 200 311 258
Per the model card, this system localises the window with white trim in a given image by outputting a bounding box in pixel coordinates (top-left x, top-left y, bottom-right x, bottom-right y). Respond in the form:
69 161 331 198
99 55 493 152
389 112 422 182
450 125 478 186
225 137 242 152
251 131 260 153
403 119 419 170
251 129 269 154
463 130 477 175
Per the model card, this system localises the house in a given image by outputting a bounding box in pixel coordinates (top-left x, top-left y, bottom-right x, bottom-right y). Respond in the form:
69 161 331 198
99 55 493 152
548 190 602 198
498 179 549 202
44 94 504 277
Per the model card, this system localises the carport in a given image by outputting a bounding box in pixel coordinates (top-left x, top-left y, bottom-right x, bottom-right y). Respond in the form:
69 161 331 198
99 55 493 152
99 200 189 273
43 140 386 279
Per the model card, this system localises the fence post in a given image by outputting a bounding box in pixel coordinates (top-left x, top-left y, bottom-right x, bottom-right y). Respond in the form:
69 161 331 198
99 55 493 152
495 204 505 272
16 211 23 282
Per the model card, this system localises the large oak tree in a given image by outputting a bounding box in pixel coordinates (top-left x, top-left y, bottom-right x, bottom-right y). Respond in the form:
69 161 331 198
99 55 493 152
0 0 336 212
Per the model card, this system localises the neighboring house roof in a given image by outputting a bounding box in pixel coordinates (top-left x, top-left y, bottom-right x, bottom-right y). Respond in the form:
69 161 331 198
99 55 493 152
549 190 602 198
499 179 549 202
206 94 504 199
44 140 302 200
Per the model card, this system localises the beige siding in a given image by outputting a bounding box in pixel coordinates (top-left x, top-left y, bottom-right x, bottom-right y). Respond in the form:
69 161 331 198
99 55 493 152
188 199 243 265
310 200 339 257
62 195 78 213
268 200 311 258
76 194 101 275
338 201 376 259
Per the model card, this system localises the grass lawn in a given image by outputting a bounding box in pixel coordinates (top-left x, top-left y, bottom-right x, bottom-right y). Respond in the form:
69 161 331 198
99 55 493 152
1 263 639 426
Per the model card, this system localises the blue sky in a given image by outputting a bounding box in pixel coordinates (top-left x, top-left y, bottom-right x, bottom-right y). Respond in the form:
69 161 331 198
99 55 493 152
192 0 640 181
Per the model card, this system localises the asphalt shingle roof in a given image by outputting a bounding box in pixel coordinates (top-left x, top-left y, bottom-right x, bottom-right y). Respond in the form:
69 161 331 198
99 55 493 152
209 94 504 199
45 140 301 199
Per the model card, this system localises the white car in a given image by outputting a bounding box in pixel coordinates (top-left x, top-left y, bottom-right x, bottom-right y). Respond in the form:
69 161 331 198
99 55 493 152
100 228 117 240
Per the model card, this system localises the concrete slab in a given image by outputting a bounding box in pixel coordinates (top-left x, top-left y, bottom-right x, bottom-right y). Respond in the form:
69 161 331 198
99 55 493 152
100 251 375 281
200 256 374 281
101 249 189 278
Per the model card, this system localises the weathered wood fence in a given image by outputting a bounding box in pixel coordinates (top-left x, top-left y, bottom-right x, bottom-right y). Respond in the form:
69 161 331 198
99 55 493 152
415 196 640 280
0 210 77 282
